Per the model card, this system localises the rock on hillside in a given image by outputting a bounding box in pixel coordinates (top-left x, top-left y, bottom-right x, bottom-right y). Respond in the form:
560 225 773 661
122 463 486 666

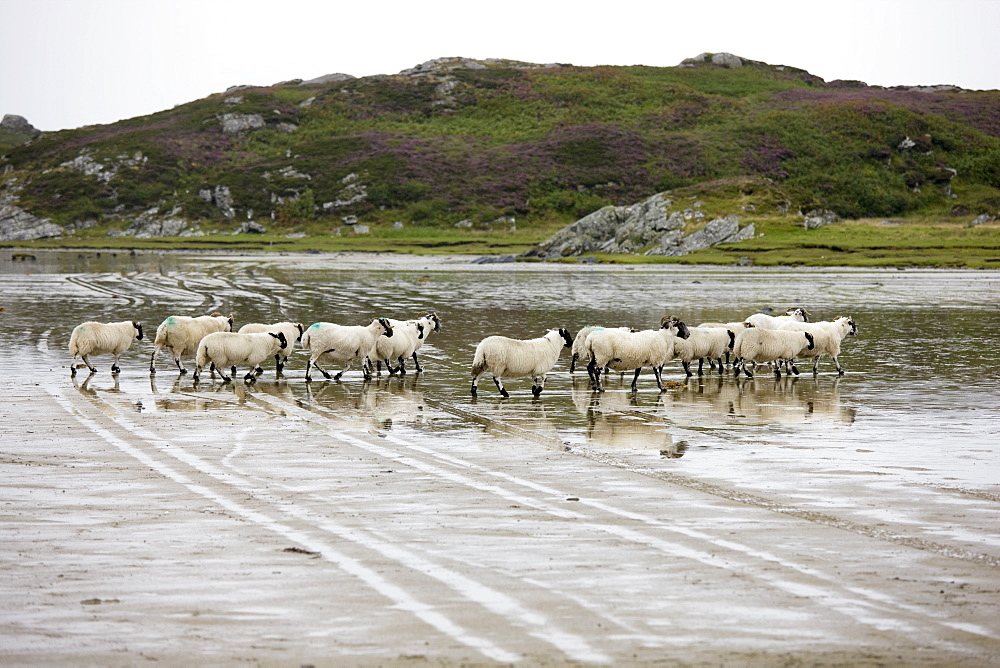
522 191 756 259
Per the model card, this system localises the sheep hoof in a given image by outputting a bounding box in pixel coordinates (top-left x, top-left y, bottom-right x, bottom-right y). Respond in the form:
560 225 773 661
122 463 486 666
470 386 478 397
179 369 188 376
244 374 256 384
500 390 510 399
70 366 77 377
111 366 121 374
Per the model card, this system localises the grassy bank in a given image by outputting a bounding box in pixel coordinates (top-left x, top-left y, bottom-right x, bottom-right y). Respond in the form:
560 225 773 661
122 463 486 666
6 215 999 268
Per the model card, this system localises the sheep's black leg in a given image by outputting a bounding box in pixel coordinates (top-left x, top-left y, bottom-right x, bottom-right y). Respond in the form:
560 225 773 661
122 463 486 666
834 355 844 376
697 358 705 376
411 352 423 373
397 357 407 376
716 357 724 375
653 365 665 392
81 355 97 374
275 354 284 376
682 360 692 377
631 367 641 392
493 376 509 398
175 357 187 375
569 353 578 374
587 358 603 392
111 354 122 374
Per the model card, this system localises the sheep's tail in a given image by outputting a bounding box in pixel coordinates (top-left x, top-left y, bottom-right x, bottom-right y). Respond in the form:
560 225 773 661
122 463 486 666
471 344 487 378
195 344 209 368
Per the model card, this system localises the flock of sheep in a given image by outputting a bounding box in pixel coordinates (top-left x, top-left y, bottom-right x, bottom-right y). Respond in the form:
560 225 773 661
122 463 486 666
68 307 858 398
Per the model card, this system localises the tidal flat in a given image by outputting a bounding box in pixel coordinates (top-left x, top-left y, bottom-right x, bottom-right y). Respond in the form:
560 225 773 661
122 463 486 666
2 250 998 665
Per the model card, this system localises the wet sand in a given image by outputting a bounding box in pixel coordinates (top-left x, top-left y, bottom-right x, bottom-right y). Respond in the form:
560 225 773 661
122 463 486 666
1 251 999 665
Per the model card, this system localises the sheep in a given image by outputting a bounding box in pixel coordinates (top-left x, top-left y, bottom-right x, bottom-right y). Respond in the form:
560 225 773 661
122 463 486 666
569 325 632 373
586 316 691 393
777 316 859 375
732 324 815 378
301 317 393 382
193 331 288 384
237 321 304 376
373 312 442 375
697 320 747 368
372 318 424 375
407 312 442 373
150 313 233 375
68 320 144 375
744 307 810 329
673 326 736 376
471 328 573 398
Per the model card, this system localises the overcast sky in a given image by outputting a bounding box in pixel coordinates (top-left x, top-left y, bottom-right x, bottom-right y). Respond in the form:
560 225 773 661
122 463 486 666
2 0 998 132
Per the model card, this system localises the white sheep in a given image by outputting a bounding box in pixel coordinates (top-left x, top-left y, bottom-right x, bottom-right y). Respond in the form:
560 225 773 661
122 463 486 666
407 312 442 373
569 325 632 373
373 319 424 376
237 321 304 376
673 326 735 376
733 325 815 378
586 316 691 392
471 327 573 398
301 317 393 382
777 316 859 375
150 313 233 375
193 331 288 384
744 307 810 329
68 320 144 375
697 320 746 368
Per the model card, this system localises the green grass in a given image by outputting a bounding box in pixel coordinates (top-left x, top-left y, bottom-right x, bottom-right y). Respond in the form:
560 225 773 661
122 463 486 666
3 57 1000 268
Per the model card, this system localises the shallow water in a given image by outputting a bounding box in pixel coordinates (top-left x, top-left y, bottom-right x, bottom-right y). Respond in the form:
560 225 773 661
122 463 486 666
3 250 999 663
7 251 999 536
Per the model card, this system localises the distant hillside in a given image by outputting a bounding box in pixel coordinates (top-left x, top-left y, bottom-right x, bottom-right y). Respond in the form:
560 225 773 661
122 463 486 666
2 53 999 246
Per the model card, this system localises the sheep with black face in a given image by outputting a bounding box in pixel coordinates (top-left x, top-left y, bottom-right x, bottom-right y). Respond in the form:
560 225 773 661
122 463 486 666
471 328 573 398
69 320 143 375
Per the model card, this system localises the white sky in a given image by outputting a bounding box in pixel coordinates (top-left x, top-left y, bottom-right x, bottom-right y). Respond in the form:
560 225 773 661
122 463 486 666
2 0 998 132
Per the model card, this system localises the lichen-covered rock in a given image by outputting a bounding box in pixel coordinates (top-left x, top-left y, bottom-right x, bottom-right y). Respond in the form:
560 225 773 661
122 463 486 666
0 203 62 241
524 191 756 259
219 112 265 135
803 209 839 229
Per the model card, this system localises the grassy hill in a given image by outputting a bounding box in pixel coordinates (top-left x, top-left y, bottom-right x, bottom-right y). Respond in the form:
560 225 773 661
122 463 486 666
3 54 999 266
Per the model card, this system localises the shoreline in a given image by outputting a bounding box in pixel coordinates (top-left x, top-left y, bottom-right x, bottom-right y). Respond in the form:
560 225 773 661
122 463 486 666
6 247 999 274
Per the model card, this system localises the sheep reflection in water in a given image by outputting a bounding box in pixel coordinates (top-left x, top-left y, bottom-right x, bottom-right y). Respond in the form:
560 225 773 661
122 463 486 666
660 375 856 427
304 376 429 428
570 378 680 455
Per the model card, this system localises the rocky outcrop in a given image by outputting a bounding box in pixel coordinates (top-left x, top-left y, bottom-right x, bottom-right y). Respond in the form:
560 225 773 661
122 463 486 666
522 191 756 259
802 209 839 229
219 112 265 135
0 203 62 241
115 207 197 238
199 185 236 218
1 114 41 135
300 73 356 86
680 52 744 68
0 180 62 241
